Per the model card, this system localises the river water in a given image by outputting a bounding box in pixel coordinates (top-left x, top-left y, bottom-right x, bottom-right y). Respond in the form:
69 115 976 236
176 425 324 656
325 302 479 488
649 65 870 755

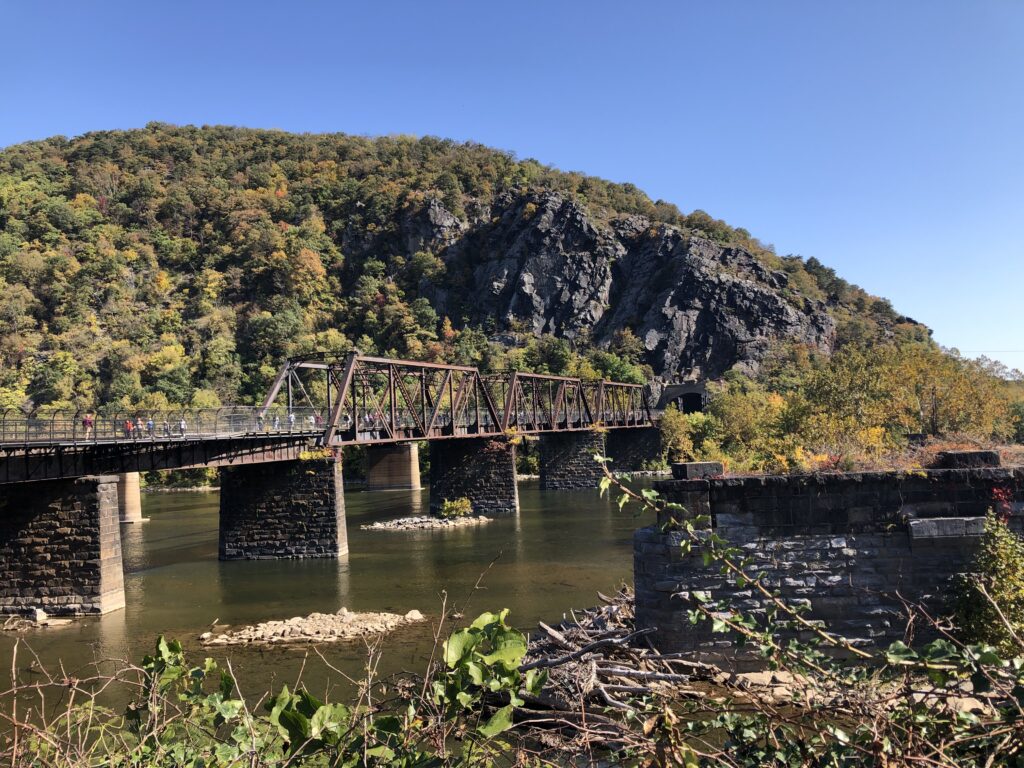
1 480 646 698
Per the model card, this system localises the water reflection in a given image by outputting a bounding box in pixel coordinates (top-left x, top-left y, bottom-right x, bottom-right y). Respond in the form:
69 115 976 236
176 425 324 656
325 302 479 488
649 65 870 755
95 605 129 662
0 479 642 693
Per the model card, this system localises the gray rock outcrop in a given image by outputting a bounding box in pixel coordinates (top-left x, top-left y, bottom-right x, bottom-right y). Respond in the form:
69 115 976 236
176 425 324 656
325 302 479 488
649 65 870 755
410 192 836 381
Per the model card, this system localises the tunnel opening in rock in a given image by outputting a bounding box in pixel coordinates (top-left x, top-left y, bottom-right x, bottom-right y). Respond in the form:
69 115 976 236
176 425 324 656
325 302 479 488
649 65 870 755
679 392 704 414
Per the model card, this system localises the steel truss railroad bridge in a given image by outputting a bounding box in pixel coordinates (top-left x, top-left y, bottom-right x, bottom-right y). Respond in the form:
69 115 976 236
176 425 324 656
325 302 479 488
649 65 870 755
0 352 652 483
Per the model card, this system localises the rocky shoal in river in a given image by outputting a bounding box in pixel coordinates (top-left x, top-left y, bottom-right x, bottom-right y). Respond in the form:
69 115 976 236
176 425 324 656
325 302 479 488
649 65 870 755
201 607 425 646
360 515 491 531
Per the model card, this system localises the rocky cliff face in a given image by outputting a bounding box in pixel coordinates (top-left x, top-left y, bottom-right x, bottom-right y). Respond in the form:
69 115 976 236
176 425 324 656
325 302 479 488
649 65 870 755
408 192 836 381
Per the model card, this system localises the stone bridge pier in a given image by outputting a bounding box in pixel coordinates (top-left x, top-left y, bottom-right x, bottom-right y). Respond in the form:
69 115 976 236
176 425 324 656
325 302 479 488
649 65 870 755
429 438 518 516
539 431 606 489
605 427 662 472
537 427 663 489
0 475 125 616
218 456 348 559
365 443 421 491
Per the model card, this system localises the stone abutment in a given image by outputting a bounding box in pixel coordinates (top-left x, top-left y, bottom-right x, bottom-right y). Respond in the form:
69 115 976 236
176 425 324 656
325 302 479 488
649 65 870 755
365 443 421 491
635 457 1024 659
117 472 145 523
605 427 662 472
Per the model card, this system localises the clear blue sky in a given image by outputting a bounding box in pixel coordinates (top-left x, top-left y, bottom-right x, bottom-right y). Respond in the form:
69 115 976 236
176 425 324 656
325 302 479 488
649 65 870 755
4 1 1022 371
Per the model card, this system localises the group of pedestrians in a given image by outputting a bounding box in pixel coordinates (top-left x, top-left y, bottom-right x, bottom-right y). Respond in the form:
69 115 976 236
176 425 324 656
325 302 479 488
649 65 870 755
88 415 189 440
256 411 325 432
82 410 332 442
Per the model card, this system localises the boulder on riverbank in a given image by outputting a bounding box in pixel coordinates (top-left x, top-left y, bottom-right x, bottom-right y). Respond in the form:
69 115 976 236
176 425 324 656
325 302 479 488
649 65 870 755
200 607 425 646
360 515 491 531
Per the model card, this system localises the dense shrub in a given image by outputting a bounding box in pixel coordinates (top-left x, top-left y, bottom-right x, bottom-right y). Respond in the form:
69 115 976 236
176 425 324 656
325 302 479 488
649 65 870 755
438 497 473 518
516 449 539 476
953 511 1024 654
657 403 693 463
1012 401 1024 444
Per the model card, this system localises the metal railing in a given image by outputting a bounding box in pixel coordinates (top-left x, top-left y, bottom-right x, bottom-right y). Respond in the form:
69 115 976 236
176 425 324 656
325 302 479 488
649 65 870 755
0 407 328 447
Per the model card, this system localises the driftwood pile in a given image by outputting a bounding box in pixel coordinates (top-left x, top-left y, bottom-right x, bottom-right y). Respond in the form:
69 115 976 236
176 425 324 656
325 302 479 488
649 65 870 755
511 586 726 746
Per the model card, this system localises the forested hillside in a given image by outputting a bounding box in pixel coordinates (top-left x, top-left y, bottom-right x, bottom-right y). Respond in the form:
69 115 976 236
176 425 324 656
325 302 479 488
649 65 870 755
0 124 941 414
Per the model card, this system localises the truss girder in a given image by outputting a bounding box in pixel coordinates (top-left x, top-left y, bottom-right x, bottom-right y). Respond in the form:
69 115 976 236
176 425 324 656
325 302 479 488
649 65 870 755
263 353 652 447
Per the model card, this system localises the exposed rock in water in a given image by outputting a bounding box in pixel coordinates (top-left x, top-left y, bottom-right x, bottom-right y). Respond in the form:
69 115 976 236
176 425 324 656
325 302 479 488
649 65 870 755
202 607 426 646
2 611 74 632
421 192 837 380
361 515 491 531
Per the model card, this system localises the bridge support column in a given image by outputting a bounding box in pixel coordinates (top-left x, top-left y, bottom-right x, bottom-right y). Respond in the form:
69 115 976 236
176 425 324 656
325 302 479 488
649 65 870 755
0 475 125 616
218 457 347 559
365 444 421 491
539 431 606 490
429 439 518 517
605 427 662 472
117 472 145 523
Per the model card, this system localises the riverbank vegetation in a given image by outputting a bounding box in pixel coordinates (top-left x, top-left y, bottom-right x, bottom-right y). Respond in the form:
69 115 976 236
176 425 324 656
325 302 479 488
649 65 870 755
661 339 1024 473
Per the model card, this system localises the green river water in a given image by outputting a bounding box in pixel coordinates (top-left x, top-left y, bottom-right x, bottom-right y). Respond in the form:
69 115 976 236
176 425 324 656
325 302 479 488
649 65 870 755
1 479 645 699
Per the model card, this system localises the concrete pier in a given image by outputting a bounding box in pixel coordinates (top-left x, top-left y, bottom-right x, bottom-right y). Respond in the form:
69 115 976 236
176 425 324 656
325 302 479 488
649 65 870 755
117 472 145 523
365 443 421 490
429 438 518 516
0 475 125 615
218 457 347 559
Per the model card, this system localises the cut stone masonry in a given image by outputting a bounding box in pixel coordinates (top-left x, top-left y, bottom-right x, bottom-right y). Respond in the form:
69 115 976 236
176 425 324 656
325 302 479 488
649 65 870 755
635 456 1024 659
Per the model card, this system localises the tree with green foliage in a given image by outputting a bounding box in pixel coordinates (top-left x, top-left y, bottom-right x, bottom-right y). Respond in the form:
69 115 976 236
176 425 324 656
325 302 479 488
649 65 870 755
1013 401 1024 444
